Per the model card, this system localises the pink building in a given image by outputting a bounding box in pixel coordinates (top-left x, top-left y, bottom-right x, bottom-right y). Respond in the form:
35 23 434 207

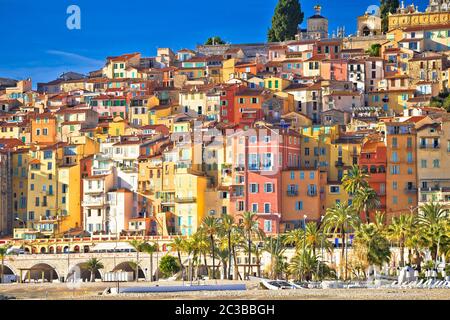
230 125 301 234
90 94 128 118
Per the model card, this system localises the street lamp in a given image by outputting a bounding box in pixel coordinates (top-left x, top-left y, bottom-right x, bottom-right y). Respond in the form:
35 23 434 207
302 215 307 282
15 217 25 228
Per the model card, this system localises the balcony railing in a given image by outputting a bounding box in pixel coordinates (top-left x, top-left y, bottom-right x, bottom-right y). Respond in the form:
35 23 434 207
419 144 440 150
287 190 299 197
404 187 418 194
174 196 197 203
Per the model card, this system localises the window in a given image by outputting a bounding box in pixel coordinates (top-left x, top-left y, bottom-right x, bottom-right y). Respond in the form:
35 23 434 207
407 152 413 164
295 201 303 211
43 151 52 159
264 183 274 193
250 183 259 193
393 196 398 205
433 159 440 168
264 220 272 233
252 203 258 213
421 159 427 168
264 203 271 213
330 186 340 194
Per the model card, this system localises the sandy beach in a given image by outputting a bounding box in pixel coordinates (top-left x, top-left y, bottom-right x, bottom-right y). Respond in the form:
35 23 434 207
1 281 449 300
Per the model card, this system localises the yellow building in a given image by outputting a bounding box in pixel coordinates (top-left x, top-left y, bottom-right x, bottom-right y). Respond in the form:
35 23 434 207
174 169 207 236
222 59 237 82
129 95 160 126
11 148 30 229
264 77 291 92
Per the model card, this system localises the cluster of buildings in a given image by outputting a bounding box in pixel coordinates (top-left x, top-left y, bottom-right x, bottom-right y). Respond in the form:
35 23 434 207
0 1 449 240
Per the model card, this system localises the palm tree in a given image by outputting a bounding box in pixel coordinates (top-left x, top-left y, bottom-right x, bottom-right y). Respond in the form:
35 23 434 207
342 165 369 195
0 246 10 284
354 223 391 276
141 242 158 282
353 187 380 223
418 202 449 262
202 216 221 279
284 229 305 253
85 258 104 282
220 214 235 280
170 236 185 274
129 240 146 282
288 249 318 282
388 214 415 267
323 203 360 280
263 235 286 279
240 211 259 279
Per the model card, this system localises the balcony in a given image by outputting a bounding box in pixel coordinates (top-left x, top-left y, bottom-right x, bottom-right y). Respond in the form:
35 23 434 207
419 144 440 150
307 191 318 197
287 190 299 197
82 197 108 207
404 187 418 194
174 196 197 203
38 215 61 223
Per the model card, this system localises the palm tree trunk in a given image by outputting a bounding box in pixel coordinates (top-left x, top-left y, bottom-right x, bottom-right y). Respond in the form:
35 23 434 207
150 253 153 282
210 234 216 280
136 251 139 282
1 256 4 284
400 240 405 267
232 245 242 280
203 252 208 278
247 231 252 279
90 270 95 282
365 205 370 224
227 231 232 280
341 230 346 280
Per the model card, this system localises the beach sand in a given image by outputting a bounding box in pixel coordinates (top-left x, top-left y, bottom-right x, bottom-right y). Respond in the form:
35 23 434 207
0 281 449 300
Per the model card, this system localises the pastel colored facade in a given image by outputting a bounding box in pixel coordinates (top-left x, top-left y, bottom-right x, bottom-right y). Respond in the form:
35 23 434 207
90 95 127 118
416 118 450 208
280 169 326 232
385 122 418 218
30 113 57 144
359 139 387 220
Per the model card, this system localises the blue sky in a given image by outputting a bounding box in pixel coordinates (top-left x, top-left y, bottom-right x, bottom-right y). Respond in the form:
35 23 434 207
0 0 428 85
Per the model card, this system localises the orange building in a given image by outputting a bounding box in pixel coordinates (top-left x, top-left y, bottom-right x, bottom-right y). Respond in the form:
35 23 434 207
385 122 418 219
30 113 57 145
281 169 327 232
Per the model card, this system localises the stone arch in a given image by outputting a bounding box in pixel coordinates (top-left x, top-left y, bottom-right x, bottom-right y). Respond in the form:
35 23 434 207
0 264 17 283
49 246 55 254
40 247 47 254
361 25 371 36
73 245 80 253
56 246 62 254
68 262 103 282
112 261 145 280
63 246 70 253
2 262 18 277
24 263 59 282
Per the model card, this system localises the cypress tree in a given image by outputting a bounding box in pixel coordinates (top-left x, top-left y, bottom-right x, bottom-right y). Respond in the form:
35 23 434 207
380 0 399 33
268 0 304 42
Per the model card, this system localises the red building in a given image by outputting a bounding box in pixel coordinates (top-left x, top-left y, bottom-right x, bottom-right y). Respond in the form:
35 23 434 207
359 137 387 221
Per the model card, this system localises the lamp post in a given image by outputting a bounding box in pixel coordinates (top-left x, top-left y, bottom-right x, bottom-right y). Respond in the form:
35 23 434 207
302 215 307 282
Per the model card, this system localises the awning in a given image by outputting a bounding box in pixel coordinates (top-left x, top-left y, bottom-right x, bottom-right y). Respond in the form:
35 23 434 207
90 242 136 251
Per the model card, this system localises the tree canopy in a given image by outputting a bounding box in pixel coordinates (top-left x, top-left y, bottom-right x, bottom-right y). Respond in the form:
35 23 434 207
380 0 399 33
268 0 304 42
205 36 226 45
